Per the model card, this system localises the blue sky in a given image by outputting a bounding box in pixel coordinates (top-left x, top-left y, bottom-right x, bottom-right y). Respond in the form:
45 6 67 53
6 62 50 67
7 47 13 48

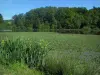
0 0 100 20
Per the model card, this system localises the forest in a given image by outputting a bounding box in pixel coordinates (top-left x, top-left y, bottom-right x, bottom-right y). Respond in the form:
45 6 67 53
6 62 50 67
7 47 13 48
0 6 100 34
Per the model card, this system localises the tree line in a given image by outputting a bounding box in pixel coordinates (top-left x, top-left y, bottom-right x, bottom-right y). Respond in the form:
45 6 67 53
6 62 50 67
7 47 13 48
0 6 100 34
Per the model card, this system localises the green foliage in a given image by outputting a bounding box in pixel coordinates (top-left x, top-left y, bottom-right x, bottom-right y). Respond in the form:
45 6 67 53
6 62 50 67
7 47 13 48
27 26 33 32
38 23 44 32
51 24 55 32
12 14 26 31
0 32 100 75
0 63 44 75
82 26 91 34
0 38 50 70
92 27 100 34
0 20 12 30
44 21 50 32
58 29 81 34
0 7 100 34
10 7 100 34
44 51 100 75
0 14 3 24
38 22 50 32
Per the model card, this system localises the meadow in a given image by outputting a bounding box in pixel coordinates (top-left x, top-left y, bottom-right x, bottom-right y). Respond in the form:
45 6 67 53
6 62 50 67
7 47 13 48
0 32 100 75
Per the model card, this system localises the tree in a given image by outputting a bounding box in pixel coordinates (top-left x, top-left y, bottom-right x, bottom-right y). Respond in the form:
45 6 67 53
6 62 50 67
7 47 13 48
38 23 44 32
12 14 26 31
0 14 3 24
51 16 57 31
72 14 83 29
82 26 91 34
44 21 50 32
33 18 41 32
10 6 100 34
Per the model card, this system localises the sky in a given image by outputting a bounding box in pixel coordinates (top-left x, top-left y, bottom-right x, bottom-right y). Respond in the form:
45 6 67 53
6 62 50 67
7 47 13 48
0 0 100 20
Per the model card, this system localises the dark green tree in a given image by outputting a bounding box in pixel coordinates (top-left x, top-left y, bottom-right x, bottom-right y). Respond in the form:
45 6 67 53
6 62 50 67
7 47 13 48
0 13 3 24
11 6 100 34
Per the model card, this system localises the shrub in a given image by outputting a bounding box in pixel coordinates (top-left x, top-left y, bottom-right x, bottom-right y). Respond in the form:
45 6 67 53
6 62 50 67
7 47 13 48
57 29 81 34
82 26 91 34
92 27 100 35
97 31 100 35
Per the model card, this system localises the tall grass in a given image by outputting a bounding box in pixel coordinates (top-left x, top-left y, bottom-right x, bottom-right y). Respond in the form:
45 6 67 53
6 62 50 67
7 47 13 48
0 63 44 75
0 37 50 70
44 50 100 75
0 32 100 75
